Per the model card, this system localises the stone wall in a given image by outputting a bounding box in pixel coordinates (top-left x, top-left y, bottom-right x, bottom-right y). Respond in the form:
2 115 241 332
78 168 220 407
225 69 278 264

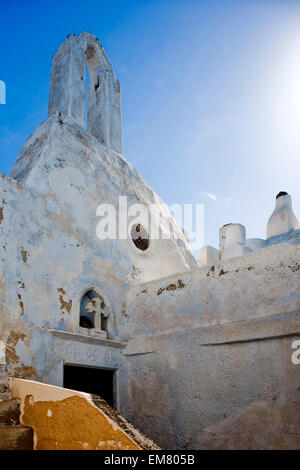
119 243 300 449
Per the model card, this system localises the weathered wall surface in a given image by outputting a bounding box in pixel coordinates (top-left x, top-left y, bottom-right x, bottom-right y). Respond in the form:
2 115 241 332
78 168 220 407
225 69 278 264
0 168 127 383
0 111 195 385
123 243 300 339
124 331 300 449
10 112 196 284
120 244 300 449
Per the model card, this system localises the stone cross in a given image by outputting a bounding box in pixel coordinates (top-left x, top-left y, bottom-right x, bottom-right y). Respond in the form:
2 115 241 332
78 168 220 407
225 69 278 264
85 297 108 333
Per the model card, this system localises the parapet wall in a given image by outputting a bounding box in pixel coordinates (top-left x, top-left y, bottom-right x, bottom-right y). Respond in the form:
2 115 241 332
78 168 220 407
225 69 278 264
123 242 300 340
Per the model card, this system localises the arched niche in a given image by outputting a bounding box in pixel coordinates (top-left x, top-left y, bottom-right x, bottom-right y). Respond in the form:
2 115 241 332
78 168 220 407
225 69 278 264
79 289 109 337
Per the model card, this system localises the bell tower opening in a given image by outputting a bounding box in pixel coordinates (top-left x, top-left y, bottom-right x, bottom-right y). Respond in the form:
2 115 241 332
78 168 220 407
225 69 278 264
48 31 122 153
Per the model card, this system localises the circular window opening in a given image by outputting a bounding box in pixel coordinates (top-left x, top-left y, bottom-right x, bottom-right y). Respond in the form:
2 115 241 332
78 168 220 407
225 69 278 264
131 224 150 251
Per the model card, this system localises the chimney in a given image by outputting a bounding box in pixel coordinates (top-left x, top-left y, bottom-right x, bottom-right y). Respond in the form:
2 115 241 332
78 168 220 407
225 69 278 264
219 223 247 261
266 192 299 239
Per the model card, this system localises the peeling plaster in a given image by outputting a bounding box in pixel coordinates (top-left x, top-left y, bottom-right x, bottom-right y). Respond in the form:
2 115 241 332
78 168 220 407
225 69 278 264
57 288 72 313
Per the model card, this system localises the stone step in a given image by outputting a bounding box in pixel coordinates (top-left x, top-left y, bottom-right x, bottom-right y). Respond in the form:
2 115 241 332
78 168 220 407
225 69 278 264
0 426 34 450
0 377 11 400
0 400 20 426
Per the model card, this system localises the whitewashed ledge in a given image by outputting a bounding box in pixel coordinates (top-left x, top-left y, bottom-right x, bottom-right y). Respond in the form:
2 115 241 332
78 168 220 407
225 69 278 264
48 329 127 349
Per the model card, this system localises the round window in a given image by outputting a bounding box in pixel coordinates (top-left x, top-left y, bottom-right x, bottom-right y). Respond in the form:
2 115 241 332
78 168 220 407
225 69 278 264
131 224 150 251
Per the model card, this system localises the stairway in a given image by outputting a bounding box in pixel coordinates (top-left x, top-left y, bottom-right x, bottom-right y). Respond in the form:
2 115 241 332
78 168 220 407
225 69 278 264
0 377 33 450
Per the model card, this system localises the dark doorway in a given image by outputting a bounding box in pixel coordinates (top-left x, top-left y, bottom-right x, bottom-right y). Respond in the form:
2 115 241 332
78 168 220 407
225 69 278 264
63 364 115 407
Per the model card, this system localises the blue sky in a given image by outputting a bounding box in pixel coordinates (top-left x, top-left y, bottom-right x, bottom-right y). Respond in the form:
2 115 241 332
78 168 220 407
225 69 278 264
1 0 300 253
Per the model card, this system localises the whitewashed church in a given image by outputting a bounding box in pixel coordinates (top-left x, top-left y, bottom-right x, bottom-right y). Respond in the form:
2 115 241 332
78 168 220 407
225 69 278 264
0 32 300 450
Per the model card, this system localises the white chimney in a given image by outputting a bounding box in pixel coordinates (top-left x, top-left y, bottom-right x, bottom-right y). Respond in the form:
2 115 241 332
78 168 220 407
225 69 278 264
219 223 247 261
266 192 299 239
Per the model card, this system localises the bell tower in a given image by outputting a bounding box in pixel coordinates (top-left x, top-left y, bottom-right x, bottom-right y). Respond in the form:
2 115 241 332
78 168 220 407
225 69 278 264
48 32 122 154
